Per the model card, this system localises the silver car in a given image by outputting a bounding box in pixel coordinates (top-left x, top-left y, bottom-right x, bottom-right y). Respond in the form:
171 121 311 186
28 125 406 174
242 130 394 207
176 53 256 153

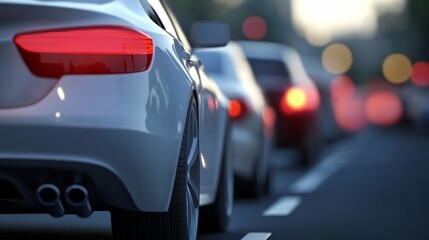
195 42 274 197
0 0 233 239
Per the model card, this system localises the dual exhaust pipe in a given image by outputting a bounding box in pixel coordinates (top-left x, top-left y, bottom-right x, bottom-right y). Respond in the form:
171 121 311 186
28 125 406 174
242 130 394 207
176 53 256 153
36 184 92 218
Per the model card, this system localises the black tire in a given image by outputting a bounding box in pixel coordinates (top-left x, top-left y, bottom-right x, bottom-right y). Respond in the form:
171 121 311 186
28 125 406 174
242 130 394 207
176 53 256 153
199 125 234 232
111 98 200 240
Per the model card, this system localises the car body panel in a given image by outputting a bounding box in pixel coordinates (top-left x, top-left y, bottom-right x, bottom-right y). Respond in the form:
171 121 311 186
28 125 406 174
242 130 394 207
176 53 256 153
195 42 269 180
0 0 228 213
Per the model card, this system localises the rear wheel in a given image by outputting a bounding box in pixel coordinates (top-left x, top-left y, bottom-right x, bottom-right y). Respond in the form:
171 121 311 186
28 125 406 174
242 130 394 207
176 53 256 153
111 98 200 240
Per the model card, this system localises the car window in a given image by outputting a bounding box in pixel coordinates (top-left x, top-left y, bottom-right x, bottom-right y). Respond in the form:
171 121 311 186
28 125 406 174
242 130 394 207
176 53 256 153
196 52 225 75
161 1 192 52
147 0 178 38
146 7 165 29
247 58 291 84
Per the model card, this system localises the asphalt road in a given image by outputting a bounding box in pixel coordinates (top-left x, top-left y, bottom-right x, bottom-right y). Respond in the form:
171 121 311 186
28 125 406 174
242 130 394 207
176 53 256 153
0 126 428 240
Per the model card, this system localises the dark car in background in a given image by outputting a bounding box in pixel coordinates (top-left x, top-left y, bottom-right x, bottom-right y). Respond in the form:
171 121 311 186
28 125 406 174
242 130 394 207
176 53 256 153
239 41 321 166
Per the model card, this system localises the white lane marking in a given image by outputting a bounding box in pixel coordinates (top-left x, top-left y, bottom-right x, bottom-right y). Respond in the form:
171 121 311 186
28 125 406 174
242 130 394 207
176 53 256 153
289 153 347 193
241 232 272 240
263 196 302 216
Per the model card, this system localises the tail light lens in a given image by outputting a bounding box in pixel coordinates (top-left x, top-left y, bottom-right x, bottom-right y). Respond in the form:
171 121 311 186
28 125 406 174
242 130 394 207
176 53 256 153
280 86 319 114
263 105 276 138
285 87 308 110
14 26 153 78
263 105 276 129
228 99 248 120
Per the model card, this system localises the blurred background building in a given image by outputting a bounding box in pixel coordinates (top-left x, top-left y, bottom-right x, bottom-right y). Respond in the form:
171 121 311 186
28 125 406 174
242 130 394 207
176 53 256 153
169 0 429 85
169 0 429 134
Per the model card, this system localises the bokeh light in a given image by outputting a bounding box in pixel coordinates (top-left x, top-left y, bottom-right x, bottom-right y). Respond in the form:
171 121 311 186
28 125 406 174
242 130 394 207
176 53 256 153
382 53 412 84
291 0 405 46
365 91 403 126
243 16 267 40
322 43 353 74
330 75 366 132
330 75 355 101
305 30 331 47
334 97 366 132
411 61 429 87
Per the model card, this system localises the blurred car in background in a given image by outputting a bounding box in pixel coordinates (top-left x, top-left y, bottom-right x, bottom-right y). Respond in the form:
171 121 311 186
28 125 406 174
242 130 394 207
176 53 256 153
400 85 429 133
413 95 429 133
239 41 321 166
195 42 275 197
301 56 344 142
0 0 233 238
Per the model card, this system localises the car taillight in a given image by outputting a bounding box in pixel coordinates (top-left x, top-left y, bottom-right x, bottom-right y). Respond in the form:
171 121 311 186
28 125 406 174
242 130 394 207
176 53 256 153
14 26 153 78
263 105 276 138
286 87 307 110
280 86 319 114
263 105 276 129
228 99 248 120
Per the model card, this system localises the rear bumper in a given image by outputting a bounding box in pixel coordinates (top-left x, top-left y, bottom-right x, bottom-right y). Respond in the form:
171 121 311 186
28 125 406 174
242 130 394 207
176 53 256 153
0 153 134 213
0 69 193 213
0 125 178 213
275 111 317 149
231 123 262 180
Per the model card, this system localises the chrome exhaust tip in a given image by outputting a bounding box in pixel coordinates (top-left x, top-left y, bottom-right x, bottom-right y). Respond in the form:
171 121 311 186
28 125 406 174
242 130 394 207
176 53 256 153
36 183 65 217
65 184 92 218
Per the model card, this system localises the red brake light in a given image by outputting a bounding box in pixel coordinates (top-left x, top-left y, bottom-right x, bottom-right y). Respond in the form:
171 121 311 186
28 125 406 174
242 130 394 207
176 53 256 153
263 105 276 129
286 87 307 110
280 87 308 114
263 105 276 138
228 99 247 120
279 86 319 114
14 26 153 78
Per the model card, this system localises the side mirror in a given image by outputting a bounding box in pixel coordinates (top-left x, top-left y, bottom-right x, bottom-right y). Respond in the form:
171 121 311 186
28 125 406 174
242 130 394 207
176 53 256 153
191 21 230 48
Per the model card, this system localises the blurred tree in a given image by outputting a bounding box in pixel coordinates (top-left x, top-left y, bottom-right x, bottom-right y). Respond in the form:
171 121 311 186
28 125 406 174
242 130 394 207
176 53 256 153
407 0 429 61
